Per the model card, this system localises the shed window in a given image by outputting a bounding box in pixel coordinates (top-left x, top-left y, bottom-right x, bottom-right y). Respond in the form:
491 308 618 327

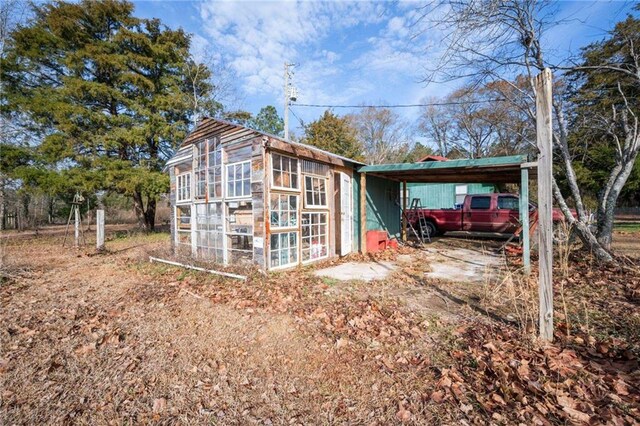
208 139 222 199
301 212 327 262
194 141 207 199
176 205 191 247
270 193 298 228
301 159 329 177
270 231 298 268
272 153 298 190
226 201 253 263
498 196 519 210
177 173 191 202
470 196 491 210
226 161 251 198
304 176 327 208
195 203 224 262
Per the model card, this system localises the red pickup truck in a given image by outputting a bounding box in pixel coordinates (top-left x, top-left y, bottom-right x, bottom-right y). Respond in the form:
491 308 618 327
405 193 568 237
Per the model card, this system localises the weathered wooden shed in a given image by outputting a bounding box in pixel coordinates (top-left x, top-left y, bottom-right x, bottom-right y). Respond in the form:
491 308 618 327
165 118 365 271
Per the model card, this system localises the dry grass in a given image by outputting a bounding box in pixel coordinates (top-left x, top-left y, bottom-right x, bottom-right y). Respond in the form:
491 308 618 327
1 231 461 425
2 229 639 425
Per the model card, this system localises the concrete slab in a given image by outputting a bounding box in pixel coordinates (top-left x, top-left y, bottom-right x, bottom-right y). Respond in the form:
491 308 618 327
422 246 504 283
314 261 396 282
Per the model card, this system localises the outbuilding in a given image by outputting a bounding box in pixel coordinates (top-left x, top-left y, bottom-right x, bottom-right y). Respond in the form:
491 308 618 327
165 118 364 271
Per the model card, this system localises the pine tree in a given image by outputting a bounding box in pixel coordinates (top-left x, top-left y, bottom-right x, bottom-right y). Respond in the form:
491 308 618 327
1 0 205 230
303 110 364 161
251 105 284 136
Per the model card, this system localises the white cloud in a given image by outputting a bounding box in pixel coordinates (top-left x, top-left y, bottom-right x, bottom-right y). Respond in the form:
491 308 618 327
198 0 387 105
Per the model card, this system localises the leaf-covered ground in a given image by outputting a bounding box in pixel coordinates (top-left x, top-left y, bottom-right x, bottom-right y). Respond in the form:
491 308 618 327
1 230 638 424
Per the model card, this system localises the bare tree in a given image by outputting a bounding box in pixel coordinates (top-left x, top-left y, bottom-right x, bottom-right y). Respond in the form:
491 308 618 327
418 81 535 158
184 53 240 129
416 0 639 263
418 99 453 156
347 106 412 164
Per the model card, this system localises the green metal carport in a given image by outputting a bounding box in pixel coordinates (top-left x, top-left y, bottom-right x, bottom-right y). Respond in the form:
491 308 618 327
357 155 536 273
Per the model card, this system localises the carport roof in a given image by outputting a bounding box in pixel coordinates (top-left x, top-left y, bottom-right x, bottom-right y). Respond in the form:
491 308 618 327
358 154 533 184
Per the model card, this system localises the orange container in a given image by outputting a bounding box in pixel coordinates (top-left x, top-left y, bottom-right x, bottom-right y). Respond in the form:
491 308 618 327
366 230 388 253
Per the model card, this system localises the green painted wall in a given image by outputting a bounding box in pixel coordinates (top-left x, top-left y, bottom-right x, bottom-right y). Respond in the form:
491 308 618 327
406 183 495 209
366 175 401 237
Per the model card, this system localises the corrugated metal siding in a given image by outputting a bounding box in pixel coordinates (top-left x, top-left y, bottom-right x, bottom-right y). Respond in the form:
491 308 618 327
366 175 401 237
407 183 495 209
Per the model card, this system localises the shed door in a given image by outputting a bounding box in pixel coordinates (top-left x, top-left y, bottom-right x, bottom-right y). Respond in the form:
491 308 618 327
339 172 352 255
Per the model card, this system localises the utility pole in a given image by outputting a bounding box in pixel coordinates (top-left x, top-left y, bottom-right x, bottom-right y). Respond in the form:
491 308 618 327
283 62 297 140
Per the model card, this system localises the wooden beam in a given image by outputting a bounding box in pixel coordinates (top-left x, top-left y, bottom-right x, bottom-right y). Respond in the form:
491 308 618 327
402 180 407 242
360 173 367 254
535 68 554 342
520 168 530 276
366 171 524 184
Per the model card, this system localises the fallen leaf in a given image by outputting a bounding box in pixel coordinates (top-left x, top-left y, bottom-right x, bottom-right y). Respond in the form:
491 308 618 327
562 406 590 423
153 398 166 414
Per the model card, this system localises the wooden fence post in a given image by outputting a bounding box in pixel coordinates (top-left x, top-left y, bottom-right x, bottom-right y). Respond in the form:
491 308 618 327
96 209 105 251
520 167 531 275
535 68 554 341
402 180 407 242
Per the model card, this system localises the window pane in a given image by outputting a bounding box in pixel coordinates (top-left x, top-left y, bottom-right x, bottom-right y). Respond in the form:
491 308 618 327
470 196 491 210
498 196 519 210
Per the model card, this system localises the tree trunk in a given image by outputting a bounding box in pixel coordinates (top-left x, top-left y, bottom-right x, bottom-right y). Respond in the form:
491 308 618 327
145 198 156 231
596 150 639 250
0 174 5 231
132 191 147 231
132 191 156 231
19 192 30 230
552 179 613 263
48 196 55 224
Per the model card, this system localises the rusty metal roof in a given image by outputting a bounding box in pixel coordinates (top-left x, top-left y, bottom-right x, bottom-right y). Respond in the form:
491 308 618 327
174 117 365 166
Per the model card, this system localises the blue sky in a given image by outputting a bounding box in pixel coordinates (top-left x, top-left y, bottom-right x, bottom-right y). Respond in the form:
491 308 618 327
132 1 637 137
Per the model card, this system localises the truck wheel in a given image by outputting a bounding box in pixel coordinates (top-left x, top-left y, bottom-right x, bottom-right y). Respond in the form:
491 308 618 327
423 221 438 238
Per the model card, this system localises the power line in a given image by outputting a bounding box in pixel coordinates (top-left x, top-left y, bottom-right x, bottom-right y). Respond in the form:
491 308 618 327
288 108 306 128
292 98 510 109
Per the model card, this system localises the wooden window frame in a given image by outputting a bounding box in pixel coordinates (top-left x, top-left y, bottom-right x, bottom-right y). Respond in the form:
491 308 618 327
226 160 251 199
304 175 328 209
269 193 298 230
269 231 299 269
176 172 192 203
271 152 299 192
301 212 328 263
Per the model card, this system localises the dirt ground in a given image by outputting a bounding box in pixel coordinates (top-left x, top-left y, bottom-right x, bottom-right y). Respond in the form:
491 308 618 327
612 229 640 258
1 228 639 425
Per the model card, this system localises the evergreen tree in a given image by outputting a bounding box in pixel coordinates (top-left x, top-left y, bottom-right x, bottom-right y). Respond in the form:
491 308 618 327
1 0 204 230
303 110 364 161
251 105 284 136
